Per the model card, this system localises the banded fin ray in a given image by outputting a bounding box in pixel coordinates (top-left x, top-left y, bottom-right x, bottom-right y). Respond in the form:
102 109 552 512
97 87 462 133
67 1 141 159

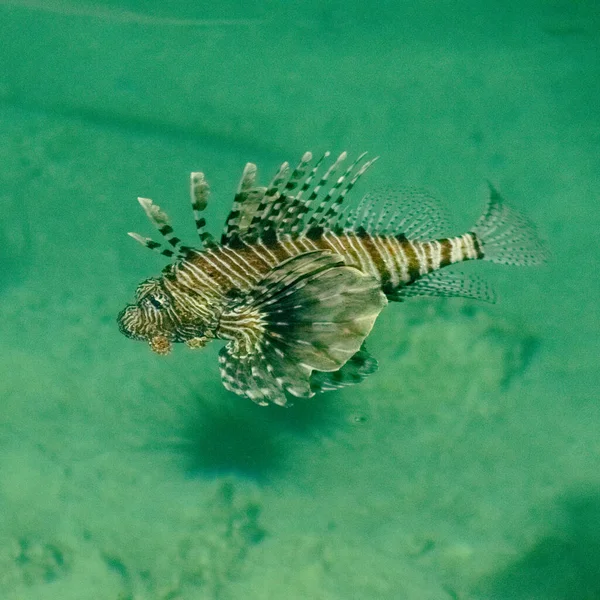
221 162 267 245
220 151 378 245
128 197 187 259
129 172 216 257
307 154 379 233
221 154 309 245
389 270 496 303
260 152 314 235
218 346 301 407
258 151 348 242
242 160 291 242
280 151 330 234
137 197 181 248
189 172 216 248
218 251 387 405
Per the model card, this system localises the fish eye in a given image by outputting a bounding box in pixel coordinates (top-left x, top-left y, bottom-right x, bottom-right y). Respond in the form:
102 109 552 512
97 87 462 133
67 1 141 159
148 295 164 309
142 292 169 310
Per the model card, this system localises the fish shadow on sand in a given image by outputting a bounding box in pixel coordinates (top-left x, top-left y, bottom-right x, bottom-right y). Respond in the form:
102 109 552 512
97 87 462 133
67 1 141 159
178 391 340 480
475 489 600 600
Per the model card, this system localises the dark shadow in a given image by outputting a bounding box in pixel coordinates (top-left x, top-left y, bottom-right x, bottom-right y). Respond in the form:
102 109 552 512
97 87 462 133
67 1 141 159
264 392 342 435
177 389 345 480
474 489 600 600
0 213 30 293
181 397 284 480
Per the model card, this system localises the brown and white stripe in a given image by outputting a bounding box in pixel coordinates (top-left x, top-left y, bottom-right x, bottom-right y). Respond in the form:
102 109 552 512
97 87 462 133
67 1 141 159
167 230 484 307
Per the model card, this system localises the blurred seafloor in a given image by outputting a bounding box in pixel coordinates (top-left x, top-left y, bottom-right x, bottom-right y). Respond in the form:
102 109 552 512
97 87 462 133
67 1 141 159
0 1 599 598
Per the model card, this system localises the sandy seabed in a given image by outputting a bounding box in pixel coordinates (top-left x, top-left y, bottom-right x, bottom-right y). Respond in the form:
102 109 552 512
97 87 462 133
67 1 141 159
0 1 599 598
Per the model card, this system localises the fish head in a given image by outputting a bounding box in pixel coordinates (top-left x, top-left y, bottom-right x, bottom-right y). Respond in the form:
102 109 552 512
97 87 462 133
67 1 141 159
117 278 179 354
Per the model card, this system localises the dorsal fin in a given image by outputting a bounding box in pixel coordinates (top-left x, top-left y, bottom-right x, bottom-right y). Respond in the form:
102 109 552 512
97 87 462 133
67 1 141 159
128 171 218 258
128 197 190 259
340 186 450 240
261 152 314 234
136 197 181 248
279 151 330 234
245 160 290 239
220 151 378 245
189 172 216 248
310 154 378 232
127 231 179 258
389 270 496 303
222 162 258 243
221 153 316 245
302 151 359 231
281 151 376 236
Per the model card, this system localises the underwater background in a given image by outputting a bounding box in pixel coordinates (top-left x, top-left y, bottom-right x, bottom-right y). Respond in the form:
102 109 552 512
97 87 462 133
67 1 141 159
0 0 599 598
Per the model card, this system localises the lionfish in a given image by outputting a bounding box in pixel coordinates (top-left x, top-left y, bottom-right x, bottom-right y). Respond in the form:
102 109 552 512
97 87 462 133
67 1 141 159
118 151 546 406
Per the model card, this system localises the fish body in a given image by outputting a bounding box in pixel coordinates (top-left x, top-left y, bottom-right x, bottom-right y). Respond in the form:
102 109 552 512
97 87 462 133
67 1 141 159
118 151 546 405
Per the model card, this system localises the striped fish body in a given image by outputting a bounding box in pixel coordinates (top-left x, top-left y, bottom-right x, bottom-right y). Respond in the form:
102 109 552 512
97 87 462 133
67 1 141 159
172 230 482 302
118 151 546 405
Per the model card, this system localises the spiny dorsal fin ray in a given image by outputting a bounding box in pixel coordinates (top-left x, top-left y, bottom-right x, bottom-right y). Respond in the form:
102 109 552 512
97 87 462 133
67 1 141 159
284 151 313 192
227 151 337 244
222 153 317 245
190 172 216 248
222 151 379 243
295 151 347 229
222 162 267 244
390 270 496 303
129 197 190 258
313 154 379 232
127 231 180 258
310 343 378 393
218 251 387 405
261 151 375 239
304 153 378 233
261 152 314 233
245 161 290 239
281 151 330 235
136 197 182 248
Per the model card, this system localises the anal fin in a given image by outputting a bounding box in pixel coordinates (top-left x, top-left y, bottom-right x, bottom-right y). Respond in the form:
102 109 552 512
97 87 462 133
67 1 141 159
390 270 496 303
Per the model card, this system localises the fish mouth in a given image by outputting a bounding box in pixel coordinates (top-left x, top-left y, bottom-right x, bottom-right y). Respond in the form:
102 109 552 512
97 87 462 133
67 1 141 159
149 335 172 355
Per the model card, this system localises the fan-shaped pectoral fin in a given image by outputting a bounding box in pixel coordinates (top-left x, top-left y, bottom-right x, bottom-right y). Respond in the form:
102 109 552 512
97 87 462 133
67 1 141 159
216 251 387 405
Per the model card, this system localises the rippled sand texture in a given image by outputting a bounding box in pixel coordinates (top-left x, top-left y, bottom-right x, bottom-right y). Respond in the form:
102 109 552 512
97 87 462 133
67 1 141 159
0 1 598 598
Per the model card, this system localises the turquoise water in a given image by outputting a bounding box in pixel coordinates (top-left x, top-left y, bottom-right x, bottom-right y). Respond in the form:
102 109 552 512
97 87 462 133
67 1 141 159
0 1 599 598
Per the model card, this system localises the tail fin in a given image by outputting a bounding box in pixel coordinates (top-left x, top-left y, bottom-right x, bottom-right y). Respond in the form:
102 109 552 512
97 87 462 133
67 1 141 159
471 184 548 266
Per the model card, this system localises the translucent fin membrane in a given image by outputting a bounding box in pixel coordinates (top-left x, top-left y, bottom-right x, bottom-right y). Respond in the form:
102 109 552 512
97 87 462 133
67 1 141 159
473 184 548 266
391 271 496 303
343 187 451 240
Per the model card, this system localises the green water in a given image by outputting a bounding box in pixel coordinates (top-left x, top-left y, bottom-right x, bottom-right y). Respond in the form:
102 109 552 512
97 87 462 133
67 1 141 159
0 1 598 598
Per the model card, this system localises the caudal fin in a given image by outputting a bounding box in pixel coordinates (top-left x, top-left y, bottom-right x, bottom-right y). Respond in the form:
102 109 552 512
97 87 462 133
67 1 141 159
471 184 548 266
